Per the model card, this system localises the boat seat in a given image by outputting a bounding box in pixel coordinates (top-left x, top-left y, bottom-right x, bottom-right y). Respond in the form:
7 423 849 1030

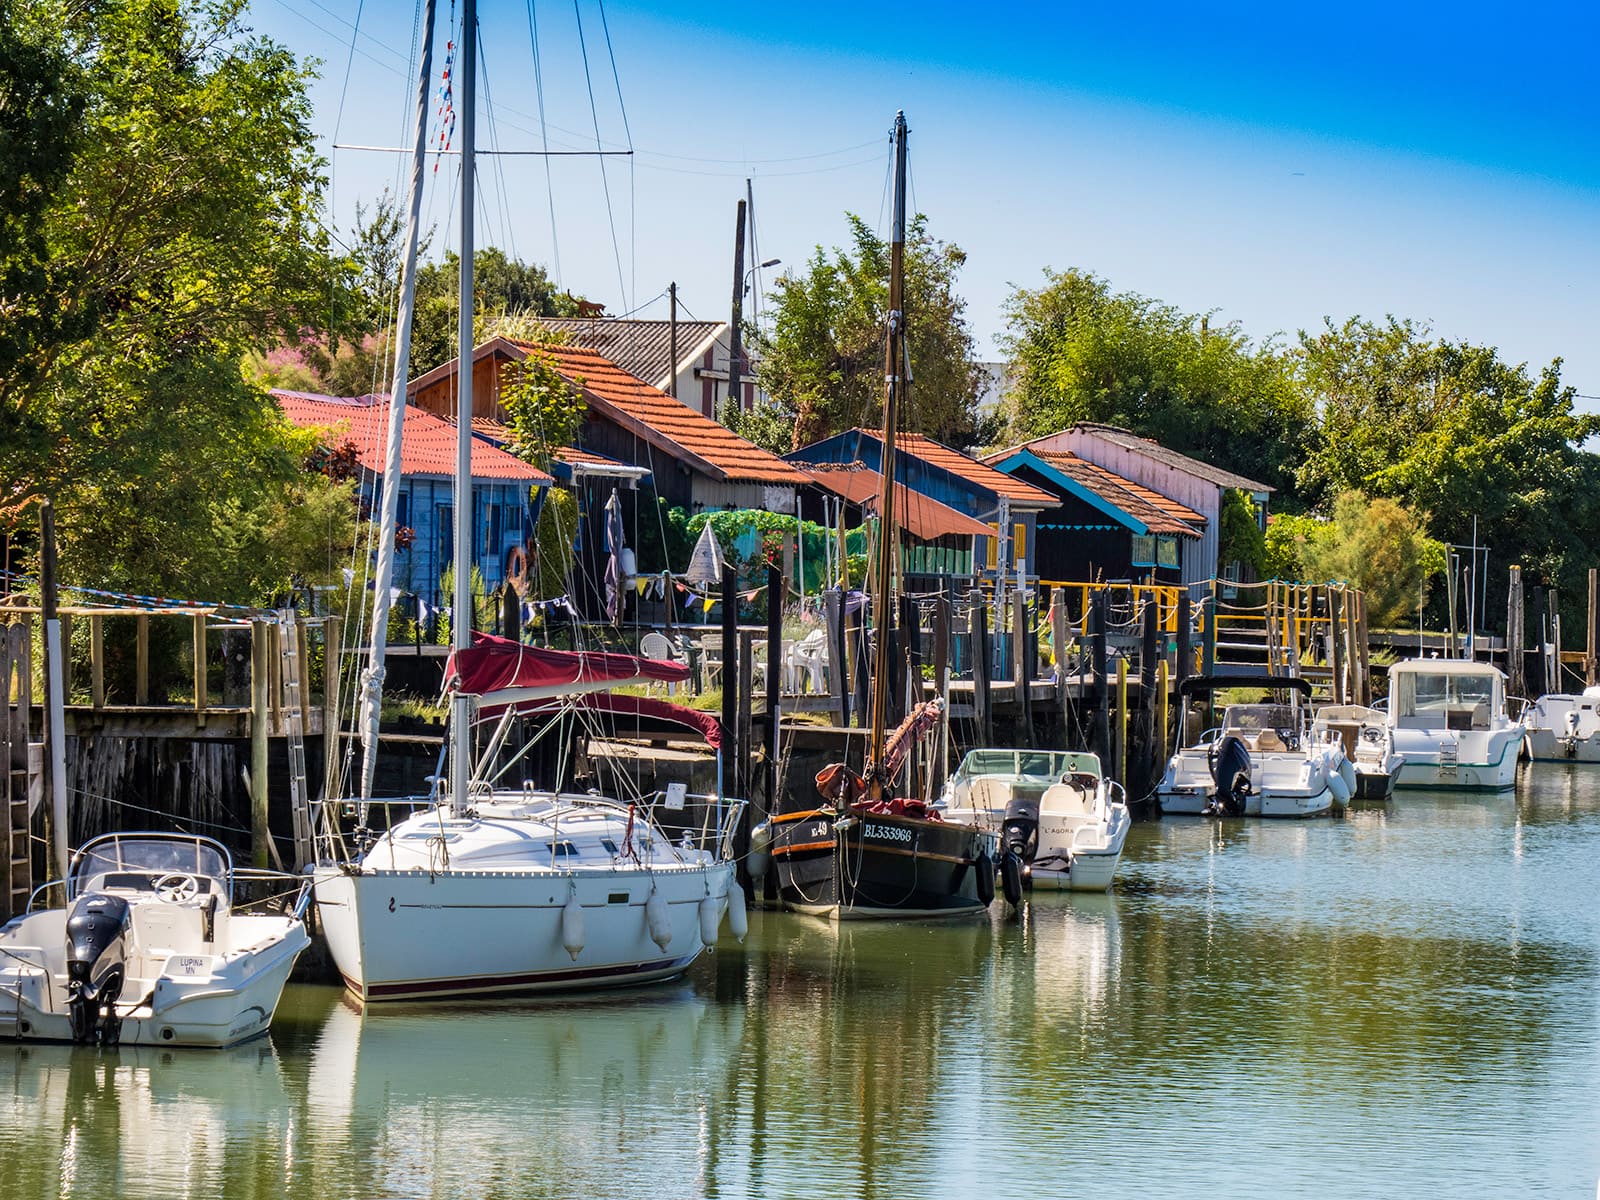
130 902 210 966
1040 782 1094 818
967 777 1012 814
1255 729 1287 752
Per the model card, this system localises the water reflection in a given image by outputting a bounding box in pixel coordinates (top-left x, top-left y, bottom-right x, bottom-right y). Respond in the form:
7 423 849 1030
4 769 1600 1197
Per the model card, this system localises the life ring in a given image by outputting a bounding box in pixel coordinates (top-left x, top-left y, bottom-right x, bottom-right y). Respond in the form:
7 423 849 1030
505 544 529 593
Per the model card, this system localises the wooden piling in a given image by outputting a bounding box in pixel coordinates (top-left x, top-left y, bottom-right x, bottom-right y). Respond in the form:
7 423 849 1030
825 588 848 728
1176 591 1192 687
1329 586 1346 704
1588 567 1598 687
720 564 738 795
1507 566 1525 698
90 614 104 710
135 614 150 706
1115 656 1128 788
765 563 782 819
1356 592 1372 705
972 599 993 746
1012 588 1032 748
1531 584 1547 696
933 593 951 784
1157 656 1170 762
1052 591 1069 744
322 614 342 802
736 631 754 808
1092 591 1109 765
1140 596 1159 794
250 619 270 869
192 612 207 726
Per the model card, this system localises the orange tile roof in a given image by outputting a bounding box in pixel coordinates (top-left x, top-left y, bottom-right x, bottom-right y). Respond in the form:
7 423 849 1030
801 464 993 541
274 391 550 484
1029 448 1204 536
849 429 1059 510
506 341 809 487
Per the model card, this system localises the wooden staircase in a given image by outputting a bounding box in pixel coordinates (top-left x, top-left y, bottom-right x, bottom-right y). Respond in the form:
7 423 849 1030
3 624 35 921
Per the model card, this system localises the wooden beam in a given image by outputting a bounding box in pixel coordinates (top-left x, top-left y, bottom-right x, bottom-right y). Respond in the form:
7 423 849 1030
90 614 104 710
135 614 149 706
193 612 207 724
250 619 270 869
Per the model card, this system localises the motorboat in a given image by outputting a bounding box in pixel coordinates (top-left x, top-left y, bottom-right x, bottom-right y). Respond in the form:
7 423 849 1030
314 640 745 1003
0 832 310 1046
936 749 1129 893
1385 658 1522 790
1310 704 1403 800
1158 674 1353 818
1523 685 1600 761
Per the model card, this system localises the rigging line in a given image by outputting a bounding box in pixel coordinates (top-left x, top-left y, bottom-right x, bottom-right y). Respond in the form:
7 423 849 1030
476 40 519 264
289 0 414 66
526 0 562 283
266 0 401 72
572 0 629 312
635 153 883 180
594 0 632 148
330 0 368 146
635 138 883 167
333 144 633 156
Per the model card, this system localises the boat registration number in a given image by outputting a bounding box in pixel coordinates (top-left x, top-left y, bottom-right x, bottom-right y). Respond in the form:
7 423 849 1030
864 823 913 844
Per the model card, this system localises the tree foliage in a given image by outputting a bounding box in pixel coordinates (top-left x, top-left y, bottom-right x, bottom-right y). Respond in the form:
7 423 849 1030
753 214 987 450
1 0 356 601
999 269 1310 492
1302 493 1445 627
1217 489 1266 577
499 352 586 473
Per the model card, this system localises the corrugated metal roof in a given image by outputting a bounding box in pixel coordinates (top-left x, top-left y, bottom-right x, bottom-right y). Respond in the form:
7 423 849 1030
1009 447 1204 537
513 342 810 486
1067 422 1273 492
801 463 993 541
273 391 550 483
841 429 1059 510
534 318 724 390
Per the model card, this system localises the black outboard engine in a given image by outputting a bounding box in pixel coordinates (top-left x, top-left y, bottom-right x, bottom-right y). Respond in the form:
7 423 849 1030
1209 734 1253 818
65 893 131 1046
1000 795 1039 906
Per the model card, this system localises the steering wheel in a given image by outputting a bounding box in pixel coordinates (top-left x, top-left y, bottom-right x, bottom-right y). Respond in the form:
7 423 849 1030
153 873 199 904
1276 727 1301 751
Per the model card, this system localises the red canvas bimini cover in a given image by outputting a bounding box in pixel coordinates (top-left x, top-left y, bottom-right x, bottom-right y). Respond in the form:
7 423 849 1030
446 632 691 696
499 691 723 750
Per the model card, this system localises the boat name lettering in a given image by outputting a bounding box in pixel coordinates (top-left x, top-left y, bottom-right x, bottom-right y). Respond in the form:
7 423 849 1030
864 823 913 843
174 956 205 975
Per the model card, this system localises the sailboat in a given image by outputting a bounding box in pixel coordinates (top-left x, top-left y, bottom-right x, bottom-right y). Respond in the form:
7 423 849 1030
310 0 742 1002
764 113 997 920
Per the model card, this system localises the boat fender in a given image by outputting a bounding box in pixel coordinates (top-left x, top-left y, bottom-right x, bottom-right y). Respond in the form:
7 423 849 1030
748 820 772 882
1338 758 1357 794
1000 851 1024 908
646 887 673 951
974 852 995 907
561 888 585 961
727 886 748 942
699 894 720 948
1328 767 1352 808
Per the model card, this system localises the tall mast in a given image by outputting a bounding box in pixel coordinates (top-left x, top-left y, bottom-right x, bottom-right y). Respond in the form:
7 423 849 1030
449 0 477 818
358 0 438 805
866 111 908 797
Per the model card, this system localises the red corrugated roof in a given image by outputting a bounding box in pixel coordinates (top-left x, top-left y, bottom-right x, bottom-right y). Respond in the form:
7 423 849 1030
506 341 810 487
274 391 550 483
848 429 1059 510
801 464 993 541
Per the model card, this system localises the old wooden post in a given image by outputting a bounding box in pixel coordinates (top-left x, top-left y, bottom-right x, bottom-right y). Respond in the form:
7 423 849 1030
736 631 755 812
1329 586 1346 704
322 614 343 802
1530 584 1547 696
972 599 993 746
1157 656 1170 764
192 611 208 726
40 501 69 881
825 587 848 728
1548 586 1562 693
933 592 952 785
250 618 271 869
1091 591 1109 765
89 614 104 710
1012 588 1032 748
135 613 150 706
1114 656 1128 789
765 563 782 820
1356 592 1372 705
1506 566 1525 699
1176 591 1192 687
720 563 739 795
1052 590 1069 743
1140 595 1159 794
1588 568 1599 687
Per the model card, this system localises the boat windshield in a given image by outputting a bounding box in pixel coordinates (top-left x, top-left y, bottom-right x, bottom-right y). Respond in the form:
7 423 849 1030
1223 705 1299 733
70 835 231 901
1392 669 1499 729
954 749 1101 782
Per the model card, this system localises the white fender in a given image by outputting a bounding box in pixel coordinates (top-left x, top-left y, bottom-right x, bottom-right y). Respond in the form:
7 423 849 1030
1328 767 1352 807
699 894 720 948
748 820 772 882
1338 757 1357 794
645 887 673 951
561 889 585 961
726 885 748 942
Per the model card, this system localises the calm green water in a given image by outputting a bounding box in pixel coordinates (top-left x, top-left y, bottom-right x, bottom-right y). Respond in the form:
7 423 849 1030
4 765 1599 1198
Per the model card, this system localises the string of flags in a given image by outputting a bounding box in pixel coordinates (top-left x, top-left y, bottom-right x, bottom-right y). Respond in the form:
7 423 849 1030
432 3 457 173
0 569 259 614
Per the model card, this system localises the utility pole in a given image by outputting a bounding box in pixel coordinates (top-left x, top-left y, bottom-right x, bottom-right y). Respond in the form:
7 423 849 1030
726 196 746 421
668 281 678 400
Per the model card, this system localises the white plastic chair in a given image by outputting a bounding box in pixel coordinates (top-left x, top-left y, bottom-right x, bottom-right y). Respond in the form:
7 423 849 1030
639 631 683 696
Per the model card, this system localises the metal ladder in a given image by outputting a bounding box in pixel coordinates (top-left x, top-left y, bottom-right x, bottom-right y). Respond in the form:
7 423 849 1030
277 610 315 870
2 623 34 921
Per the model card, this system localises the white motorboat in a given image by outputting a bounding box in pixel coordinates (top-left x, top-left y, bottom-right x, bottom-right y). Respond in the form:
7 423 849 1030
1158 675 1352 818
1524 686 1600 761
1385 659 1522 790
1311 704 1403 800
937 749 1129 893
0 832 310 1046
311 0 742 1005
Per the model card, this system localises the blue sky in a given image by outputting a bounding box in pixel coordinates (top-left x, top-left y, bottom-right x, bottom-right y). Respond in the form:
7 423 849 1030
249 0 1600 403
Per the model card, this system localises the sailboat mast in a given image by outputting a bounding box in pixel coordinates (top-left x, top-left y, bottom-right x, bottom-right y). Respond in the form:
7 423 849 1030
866 111 908 791
358 0 438 806
450 0 478 818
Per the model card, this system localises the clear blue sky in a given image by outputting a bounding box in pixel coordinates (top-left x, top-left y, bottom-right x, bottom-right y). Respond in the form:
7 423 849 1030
249 0 1600 403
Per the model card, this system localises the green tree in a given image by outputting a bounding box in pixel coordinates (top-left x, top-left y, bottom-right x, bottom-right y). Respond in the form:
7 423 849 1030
499 352 586 473
410 247 583 375
999 269 1310 493
752 213 985 450
0 0 356 602
1300 493 1445 627
1217 489 1266 577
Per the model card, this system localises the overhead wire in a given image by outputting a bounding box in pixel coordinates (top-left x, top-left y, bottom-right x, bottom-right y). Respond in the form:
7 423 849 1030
572 0 629 312
525 0 563 283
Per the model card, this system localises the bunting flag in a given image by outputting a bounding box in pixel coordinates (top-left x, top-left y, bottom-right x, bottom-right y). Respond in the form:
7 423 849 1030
432 10 457 173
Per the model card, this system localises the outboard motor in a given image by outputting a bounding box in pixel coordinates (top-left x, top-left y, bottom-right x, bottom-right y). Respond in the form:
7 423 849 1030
1209 734 1253 818
65 893 131 1046
999 795 1039 907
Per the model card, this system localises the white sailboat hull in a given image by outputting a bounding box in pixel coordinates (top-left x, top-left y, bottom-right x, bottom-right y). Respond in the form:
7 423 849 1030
314 861 734 1002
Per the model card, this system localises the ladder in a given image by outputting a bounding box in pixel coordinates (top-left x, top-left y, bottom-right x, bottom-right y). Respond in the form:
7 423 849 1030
2 624 34 920
277 610 315 871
